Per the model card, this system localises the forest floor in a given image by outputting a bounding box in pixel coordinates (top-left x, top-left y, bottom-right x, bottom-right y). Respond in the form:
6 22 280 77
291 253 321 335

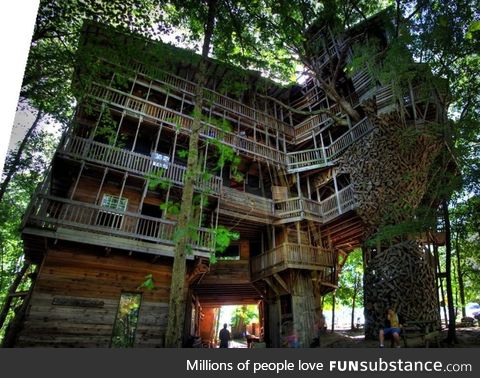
320 327 480 348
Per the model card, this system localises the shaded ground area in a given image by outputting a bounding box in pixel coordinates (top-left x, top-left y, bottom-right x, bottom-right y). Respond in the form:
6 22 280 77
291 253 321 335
224 328 480 348
320 327 480 348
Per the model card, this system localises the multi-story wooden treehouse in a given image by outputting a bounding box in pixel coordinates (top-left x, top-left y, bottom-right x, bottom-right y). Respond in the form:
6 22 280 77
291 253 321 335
5 12 450 347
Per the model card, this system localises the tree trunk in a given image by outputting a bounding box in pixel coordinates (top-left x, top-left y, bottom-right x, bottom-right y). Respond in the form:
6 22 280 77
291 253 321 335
164 0 217 348
455 232 466 318
0 110 43 204
443 199 457 344
350 276 358 330
0 261 31 330
317 77 361 122
331 291 336 332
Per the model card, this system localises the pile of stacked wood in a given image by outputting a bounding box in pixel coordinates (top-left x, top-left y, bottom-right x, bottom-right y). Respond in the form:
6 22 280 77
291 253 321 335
337 111 443 236
363 240 439 339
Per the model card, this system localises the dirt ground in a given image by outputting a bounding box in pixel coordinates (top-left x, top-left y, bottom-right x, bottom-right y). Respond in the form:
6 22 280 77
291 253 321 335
319 327 480 348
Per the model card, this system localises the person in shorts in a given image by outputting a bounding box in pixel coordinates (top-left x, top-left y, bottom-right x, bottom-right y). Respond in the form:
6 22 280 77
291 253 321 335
379 307 402 347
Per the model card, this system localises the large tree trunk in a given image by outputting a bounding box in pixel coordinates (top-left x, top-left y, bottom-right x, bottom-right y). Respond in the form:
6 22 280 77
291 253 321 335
164 0 217 348
443 200 457 344
455 233 466 318
0 261 31 330
350 276 358 330
0 110 43 204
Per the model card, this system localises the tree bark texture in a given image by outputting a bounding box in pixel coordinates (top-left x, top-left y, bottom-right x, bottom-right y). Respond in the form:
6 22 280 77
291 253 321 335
164 0 218 348
0 110 43 204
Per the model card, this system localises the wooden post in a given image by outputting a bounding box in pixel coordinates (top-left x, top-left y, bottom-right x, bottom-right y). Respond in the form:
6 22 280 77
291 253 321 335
131 116 143 152
333 170 342 214
94 167 109 204
331 290 336 332
408 80 417 124
69 161 85 200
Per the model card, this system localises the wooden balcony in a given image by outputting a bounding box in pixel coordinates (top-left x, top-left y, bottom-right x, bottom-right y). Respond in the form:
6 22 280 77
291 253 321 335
325 117 374 160
88 84 375 174
60 135 222 195
273 184 356 224
89 84 288 167
23 194 215 257
250 243 336 281
121 59 294 137
286 147 328 173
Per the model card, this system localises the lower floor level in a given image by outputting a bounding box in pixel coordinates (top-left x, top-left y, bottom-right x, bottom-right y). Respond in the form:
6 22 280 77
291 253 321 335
5 242 326 348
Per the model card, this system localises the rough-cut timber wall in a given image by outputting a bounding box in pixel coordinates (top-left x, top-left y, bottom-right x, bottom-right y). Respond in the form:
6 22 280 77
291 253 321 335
337 112 443 236
14 247 172 347
363 241 438 339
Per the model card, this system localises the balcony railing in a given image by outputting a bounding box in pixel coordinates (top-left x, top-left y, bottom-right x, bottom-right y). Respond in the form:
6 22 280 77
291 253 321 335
286 147 327 173
287 117 374 173
124 60 294 137
60 135 222 195
273 184 356 224
250 243 336 281
25 194 215 254
88 84 375 174
221 187 274 217
326 117 374 160
89 84 288 167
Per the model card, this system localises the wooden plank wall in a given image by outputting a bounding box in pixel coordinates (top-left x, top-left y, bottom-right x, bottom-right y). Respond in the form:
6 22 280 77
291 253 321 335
15 246 172 347
71 175 143 212
200 240 250 285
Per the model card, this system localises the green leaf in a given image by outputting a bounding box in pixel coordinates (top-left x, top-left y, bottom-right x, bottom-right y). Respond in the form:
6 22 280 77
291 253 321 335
137 274 155 290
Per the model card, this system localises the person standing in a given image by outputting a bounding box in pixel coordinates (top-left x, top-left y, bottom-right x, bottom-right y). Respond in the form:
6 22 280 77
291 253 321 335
219 323 231 348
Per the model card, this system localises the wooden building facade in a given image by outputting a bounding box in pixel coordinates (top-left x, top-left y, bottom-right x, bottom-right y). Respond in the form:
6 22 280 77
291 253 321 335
6 13 448 347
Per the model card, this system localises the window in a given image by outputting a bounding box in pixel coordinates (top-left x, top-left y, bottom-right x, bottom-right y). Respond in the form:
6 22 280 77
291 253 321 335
111 293 142 348
151 152 170 169
97 194 128 229
101 194 128 211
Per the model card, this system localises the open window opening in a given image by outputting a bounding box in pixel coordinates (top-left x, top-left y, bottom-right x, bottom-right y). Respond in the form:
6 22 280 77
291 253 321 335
111 292 142 348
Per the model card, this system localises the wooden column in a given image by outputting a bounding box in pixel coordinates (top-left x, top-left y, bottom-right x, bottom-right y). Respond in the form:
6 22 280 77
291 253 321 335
333 170 342 214
266 295 281 347
290 271 316 347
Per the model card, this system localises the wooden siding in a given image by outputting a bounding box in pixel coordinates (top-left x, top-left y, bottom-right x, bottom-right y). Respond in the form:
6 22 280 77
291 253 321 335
15 248 172 347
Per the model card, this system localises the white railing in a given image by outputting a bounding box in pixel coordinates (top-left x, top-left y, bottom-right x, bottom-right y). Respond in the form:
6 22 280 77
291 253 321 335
26 194 215 253
87 84 375 174
127 60 293 137
325 117 374 160
286 147 327 172
61 135 222 195
89 84 289 167
273 184 356 223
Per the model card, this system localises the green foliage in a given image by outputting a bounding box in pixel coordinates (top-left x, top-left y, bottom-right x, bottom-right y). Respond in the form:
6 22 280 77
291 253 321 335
231 305 259 327
160 201 181 216
0 128 57 342
111 293 142 348
147 170 172 191
177 149 189 159
336 249 363 308
210 226 240 264
137 274 156 290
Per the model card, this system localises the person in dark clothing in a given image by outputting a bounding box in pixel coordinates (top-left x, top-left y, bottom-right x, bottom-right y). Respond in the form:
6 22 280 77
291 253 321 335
219 323 231 348
379 307 403 348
